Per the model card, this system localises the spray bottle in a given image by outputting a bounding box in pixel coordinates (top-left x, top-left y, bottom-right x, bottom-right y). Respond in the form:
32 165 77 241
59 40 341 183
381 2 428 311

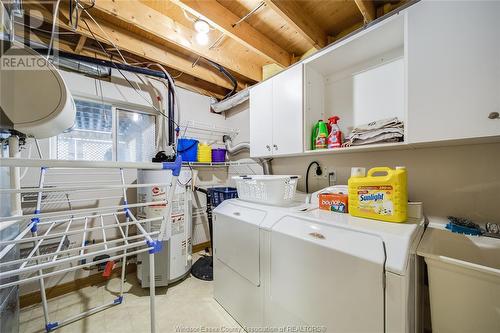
327 116 342 149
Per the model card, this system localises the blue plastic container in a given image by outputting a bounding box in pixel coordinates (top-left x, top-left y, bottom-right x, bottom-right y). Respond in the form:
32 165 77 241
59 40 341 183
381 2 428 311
177 138 199 162
209 187 238 207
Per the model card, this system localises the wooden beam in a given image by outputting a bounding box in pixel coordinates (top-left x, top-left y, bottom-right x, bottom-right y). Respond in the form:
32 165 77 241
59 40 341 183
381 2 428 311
74 35 87 53
264 0 327 50
90 0 263 82
23 3 238 91
20 24 230 100
171 0 291 67
354 0 376 23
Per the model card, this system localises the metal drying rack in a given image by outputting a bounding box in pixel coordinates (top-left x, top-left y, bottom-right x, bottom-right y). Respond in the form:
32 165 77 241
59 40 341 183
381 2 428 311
0 157 182 333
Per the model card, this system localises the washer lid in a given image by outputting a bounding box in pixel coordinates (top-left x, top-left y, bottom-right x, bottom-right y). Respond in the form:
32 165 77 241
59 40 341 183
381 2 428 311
270 216 385 331
294 209 424 275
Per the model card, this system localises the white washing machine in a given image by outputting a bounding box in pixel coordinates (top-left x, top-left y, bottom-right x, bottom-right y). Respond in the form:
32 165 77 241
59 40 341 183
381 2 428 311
213 199 425 332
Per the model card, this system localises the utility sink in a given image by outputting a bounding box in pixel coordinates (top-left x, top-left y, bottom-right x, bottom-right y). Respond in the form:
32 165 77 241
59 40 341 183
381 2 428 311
417 227 500 333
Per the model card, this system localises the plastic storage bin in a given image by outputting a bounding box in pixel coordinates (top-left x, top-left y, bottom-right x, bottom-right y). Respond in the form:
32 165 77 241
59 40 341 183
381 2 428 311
177 138 198 162
209 187 238 207
232 175 300 206
197 143 212 163
417 227 500 333
212 148 226 162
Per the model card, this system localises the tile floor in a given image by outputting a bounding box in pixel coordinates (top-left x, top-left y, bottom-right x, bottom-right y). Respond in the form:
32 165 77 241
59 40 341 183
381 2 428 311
19 257 240 333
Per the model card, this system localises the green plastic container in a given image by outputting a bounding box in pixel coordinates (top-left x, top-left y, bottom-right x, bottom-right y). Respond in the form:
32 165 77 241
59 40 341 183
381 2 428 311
311 120 328 150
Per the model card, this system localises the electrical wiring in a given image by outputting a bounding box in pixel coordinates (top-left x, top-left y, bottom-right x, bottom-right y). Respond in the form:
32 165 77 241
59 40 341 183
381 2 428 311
182 8 197 22
77 4 182 140
77 2 127 64
205 59 237 100
79 18 180 131
69 0 79 31
177 165 194 186
145 63 182 126
43 0 181 147
46 0 61 60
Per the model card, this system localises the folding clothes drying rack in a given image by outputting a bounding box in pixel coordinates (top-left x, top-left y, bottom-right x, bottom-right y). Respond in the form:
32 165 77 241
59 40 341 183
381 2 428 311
0 157 182 333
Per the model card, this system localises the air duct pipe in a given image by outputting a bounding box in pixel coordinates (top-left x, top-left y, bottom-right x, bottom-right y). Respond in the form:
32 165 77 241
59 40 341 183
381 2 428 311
223 135 272 175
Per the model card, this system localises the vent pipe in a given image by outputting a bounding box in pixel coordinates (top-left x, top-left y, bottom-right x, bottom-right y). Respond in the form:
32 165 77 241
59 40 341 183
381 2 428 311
223 135 272 175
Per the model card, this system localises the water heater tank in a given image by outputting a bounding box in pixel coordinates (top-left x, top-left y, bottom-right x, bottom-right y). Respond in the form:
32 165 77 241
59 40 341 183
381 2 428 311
0 45 76 138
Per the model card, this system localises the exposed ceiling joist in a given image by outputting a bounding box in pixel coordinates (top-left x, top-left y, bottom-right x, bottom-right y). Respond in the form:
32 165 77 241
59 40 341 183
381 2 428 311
90 0 262 82
354 0 376 23
264 0 327 50
74 35 87 53
171 0 291 67
23 3 238 91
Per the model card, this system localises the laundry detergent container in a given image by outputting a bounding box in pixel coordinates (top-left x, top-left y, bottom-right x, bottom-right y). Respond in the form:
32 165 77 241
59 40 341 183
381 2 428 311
417 227 500 333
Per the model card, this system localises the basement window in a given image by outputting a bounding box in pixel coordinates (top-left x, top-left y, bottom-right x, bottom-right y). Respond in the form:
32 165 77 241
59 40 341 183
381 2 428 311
117 109 156 162
56 99 156 162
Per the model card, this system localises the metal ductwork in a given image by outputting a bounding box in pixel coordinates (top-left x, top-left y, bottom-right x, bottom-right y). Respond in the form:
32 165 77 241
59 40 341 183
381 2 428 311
223 135 272 175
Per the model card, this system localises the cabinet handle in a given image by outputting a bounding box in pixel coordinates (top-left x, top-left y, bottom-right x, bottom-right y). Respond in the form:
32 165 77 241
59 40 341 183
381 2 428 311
488 112 499 119
266 145 271 151
273 144 278 150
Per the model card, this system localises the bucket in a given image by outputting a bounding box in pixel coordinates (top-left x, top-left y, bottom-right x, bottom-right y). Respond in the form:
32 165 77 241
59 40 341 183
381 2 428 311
212 148 226 162
177 138 198 162
197 143 212 163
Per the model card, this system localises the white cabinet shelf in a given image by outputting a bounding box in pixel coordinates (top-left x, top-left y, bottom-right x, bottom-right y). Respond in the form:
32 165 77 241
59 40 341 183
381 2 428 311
304 142 409 156
303 13 406 152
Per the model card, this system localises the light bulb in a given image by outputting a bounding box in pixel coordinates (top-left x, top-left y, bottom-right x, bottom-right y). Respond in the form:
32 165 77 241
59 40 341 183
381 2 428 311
194 19 210 34
196 32 209 45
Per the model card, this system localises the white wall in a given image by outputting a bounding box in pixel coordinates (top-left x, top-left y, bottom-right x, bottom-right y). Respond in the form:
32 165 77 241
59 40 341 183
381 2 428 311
272 142 500 224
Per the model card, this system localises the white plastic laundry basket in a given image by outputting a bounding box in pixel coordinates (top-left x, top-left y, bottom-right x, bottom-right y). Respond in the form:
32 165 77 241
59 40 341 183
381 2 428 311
232 175 300 206
417 227 500 333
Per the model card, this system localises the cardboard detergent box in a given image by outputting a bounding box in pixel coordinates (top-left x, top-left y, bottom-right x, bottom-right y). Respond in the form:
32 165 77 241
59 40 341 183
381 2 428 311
319 193 349 213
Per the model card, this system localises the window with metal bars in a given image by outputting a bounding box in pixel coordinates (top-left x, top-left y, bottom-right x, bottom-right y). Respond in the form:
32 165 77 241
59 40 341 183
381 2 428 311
56 99 156 162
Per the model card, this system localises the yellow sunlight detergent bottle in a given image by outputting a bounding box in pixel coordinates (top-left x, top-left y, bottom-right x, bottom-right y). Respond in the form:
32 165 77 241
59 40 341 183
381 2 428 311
348 166 407 223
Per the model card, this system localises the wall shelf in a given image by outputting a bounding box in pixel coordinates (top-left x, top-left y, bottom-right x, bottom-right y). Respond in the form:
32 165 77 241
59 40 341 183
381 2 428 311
304 142 409 156
183 161 258 168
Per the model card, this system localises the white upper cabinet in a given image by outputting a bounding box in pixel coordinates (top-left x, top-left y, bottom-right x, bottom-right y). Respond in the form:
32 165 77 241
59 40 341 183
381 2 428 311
407 1 500 144
249 1 500 158
249 65 303 157
272 65 303 156
249 78 273 157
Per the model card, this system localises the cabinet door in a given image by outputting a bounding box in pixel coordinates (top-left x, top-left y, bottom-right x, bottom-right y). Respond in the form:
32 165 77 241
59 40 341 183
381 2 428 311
407 1 500 144
272 65 304 156
249 79 273 157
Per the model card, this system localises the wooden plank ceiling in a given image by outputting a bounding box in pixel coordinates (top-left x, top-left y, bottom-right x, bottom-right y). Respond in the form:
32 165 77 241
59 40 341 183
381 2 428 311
19 0 405 99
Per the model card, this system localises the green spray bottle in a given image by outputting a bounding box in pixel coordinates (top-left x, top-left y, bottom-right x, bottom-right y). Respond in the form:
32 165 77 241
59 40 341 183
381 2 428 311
311 120 328 150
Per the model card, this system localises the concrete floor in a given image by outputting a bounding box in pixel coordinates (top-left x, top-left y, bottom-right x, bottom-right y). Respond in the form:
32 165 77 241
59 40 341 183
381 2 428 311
19 258 240 333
